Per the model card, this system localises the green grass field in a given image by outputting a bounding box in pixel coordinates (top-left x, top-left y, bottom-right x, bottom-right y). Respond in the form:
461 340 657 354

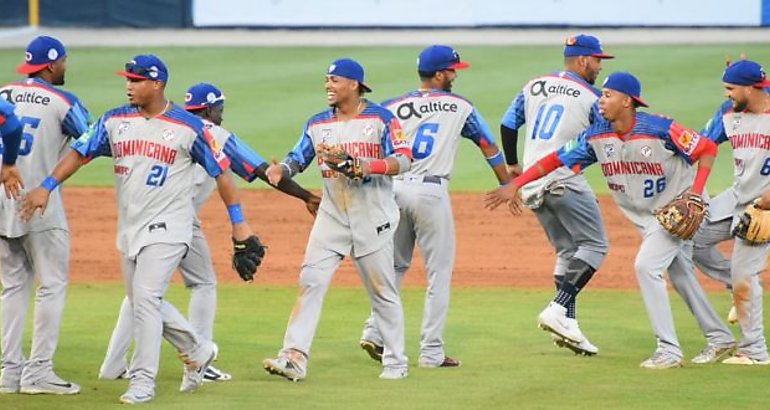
1 43 768 191
0 284 766 409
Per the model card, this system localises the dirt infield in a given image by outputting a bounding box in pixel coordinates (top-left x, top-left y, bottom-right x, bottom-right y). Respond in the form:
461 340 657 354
65 187 737 291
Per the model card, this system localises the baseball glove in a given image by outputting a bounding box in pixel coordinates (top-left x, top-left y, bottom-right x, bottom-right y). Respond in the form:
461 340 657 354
732 199 770 244
317 143 365 180
654 191 708 240
232 235 266 282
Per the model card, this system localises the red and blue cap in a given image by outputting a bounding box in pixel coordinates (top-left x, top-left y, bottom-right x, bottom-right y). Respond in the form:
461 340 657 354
328 58 371 92
564 34 614 59
116 54 169 82
185 83 225 111
17 35 67 74
722 60 770 87
602 71 648 107
418 45 470 73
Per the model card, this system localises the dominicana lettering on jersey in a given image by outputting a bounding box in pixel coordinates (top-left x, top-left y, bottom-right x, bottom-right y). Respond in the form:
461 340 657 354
113 139 178 164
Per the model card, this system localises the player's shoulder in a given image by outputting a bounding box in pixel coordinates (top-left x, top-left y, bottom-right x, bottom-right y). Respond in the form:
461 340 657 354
361 101 397 122
383 89 473 107
526 71 601 97
306 108 335 126
0 98 14 116
202 119 233 139
716 99 734 115
160 104 207 132
634 111 676 135
101 104 140 120
2 77 84 107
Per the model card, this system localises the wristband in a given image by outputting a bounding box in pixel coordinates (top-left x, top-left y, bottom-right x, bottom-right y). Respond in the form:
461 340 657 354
485 151 504 167
41 176 60 192
369 159 389 174
227 204 245 224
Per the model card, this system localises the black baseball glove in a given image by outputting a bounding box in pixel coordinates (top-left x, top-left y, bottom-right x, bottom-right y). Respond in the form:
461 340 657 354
232 235 266 282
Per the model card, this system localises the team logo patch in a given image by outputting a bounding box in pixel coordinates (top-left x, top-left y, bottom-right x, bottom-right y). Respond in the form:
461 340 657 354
162 128 175 141
47 48 59 60
363 123 375 138
118 121 130 135
676 130 700 155
640 145 653 158
603 143 616 158
321 128 332 144
735 158 745 176
732 114 742 131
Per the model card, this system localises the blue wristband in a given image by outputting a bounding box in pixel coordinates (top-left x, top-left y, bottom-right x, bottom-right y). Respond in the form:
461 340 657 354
41 176 60 192
227 204 245 224
486 151 504 167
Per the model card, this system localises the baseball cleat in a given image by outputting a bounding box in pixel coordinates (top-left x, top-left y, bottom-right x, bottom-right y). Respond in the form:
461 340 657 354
727 305 738 324
119 388 154 404
551 334 599 356
0 383 19 394
203 365 232 382
99 368 128 380
691 343 736 364
722 353 770 365
379 367 408 380
418 356 461 368
180 348 216 393
359 339 384 363
19 373 80 395
537 302 584 343
262 357 306 382
639 352 683 369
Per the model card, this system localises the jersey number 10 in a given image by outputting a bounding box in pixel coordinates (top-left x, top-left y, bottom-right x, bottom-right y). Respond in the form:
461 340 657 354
531 104 564 140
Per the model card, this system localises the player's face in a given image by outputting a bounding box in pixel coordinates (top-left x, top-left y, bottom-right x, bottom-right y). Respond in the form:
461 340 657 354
325 75 358 106
724 83 750 111
125 78 161 107
583 56 603 85
599 88 630 121
207 104 224 126
436 69 457 92
49 57 67 86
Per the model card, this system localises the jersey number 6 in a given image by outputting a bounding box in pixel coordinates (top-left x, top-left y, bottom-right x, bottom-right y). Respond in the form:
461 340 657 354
412 122 438 159
19 116 41 156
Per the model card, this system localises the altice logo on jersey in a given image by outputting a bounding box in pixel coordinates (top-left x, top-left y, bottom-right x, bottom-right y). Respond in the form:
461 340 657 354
395 100 458 120
0 89 51 106
530 80 581 98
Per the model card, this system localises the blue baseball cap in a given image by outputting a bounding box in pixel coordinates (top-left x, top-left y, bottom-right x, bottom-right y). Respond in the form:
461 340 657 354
185 83 225 111
723 60 770 87
327 58 371 92
116 54 169 82
564 34 614 59
602 71 648 107
17 35 67 74
418 45 470 73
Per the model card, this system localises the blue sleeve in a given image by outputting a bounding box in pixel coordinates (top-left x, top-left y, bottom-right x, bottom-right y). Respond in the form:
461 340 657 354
70 115 113 158
191 127 229 178
0 113 22 165
61 100 91 138
700 102 729 144
500 91 526 130
223 133 267 182
461 108 496 146
286 122 317 170
556 129 597 171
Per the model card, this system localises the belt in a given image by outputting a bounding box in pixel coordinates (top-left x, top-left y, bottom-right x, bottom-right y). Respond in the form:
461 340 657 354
423 176 442 185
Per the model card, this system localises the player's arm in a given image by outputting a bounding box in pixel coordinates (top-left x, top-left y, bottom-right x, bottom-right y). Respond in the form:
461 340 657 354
0 109 25 199
667 121 718 195
485 130 597 211
20 118 111 219
462 107 510 185
371 116 412 176
500 91 526 176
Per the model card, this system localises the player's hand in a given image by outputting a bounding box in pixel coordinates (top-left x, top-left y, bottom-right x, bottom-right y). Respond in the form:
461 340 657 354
0 164 25 199
305 194 321 218
231 221 254 242
20 187 51 221
757 190 770 210
485 183 522 212
506 164 523 178
266 159 284 186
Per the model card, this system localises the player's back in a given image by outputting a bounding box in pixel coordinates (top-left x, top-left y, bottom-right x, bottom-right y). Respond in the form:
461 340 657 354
383 90 475 179
519 71 600 167
0 77 89 236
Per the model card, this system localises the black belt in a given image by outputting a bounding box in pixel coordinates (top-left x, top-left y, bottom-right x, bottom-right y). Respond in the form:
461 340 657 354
423 176 442 185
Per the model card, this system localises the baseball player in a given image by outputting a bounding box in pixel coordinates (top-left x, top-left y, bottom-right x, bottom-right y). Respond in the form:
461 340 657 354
262 58 412 381
697 60 770 365
0 98 24 197
0 36 91 395
358 45 509 368
20 54 263 404
98 82 320 382
499 34 612 355
487 71 736 369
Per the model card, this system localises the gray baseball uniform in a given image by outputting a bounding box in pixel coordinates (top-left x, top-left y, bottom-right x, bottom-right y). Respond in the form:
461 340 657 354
700 99 770 361
557 111 734 360
501 71 609 314
358 89 499 365
98 120 265 378
72 103 229 394
273 101 411 374
0 78 90 388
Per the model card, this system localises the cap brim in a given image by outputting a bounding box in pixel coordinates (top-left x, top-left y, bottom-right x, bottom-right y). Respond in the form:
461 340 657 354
633 96 649 107
450 61 470 70
755 79 770 87
591 52 615 59
184 104 207 111
16 62 48 74
115 70 151 80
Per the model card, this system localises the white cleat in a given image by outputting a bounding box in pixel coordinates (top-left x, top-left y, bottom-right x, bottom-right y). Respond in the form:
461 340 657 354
537 302 584 343
691 343 736 364
639 352 683 369
203 365 232 382
262 356 306 382
19 373 80 395
722 353 770 365
180 348 216 393
378 367 408 380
